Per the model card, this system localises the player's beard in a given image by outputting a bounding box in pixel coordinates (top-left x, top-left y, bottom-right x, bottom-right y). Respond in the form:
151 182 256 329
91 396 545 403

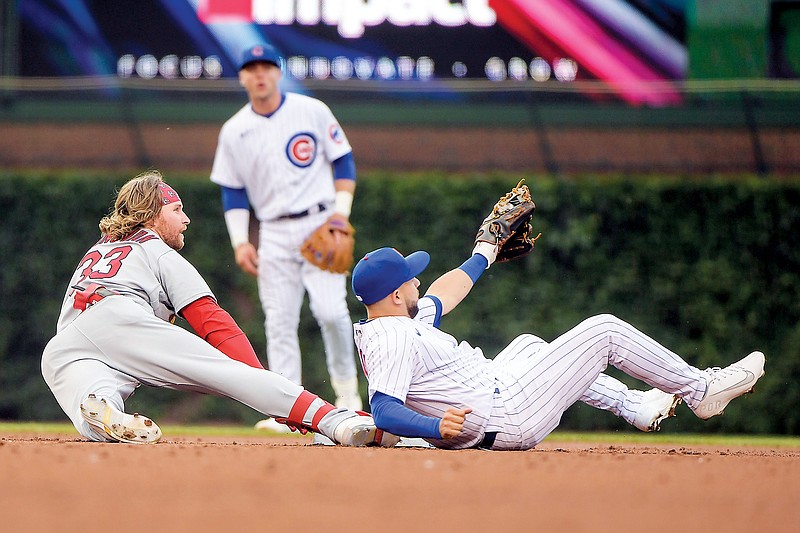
165 233 185 251
406 301 419 319
151 219 185 250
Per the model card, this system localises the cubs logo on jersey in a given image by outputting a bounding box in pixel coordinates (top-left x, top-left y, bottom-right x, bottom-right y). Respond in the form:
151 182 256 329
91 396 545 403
286 132 317 168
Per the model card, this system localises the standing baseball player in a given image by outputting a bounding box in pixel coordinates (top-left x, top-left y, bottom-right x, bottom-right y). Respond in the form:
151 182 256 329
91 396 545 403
350 202 765 448
40 171 396 447
210 43 362 432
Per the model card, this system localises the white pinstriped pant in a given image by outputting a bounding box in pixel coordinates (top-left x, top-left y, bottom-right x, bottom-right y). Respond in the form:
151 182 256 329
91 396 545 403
257 213 357 386
489 314 709 450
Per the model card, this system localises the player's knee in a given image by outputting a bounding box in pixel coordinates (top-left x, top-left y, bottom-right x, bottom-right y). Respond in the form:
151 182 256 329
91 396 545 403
309 304 349 326
265 311 300 331
511 333 543 346
581 313 622 330
316 316 349 335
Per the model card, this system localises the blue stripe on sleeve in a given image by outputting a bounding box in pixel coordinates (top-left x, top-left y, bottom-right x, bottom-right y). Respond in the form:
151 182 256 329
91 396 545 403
370 391 441 439
332 152 356 180
425 295 443 328
220 186 249 211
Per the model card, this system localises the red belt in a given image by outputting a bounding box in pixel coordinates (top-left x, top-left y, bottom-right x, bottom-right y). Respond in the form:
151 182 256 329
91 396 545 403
72 283 119 311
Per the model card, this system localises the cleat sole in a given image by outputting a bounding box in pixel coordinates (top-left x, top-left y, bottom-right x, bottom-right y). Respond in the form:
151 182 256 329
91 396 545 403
80 396 162 445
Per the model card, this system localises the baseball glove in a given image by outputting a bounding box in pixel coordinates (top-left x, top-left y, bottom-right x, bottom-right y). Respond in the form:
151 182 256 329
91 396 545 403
475 179 540 263
300 214 355 273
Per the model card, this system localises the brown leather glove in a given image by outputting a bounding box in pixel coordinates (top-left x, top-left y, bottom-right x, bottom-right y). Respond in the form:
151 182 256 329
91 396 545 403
300 214 355 273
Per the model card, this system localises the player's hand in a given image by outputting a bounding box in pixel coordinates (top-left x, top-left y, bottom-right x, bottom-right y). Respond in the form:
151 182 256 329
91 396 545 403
327 212 349 228
234 242 259 276
439 407 472 439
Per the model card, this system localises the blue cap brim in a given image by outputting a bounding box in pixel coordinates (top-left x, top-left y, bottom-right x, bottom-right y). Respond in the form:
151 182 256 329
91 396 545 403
405 251 430 279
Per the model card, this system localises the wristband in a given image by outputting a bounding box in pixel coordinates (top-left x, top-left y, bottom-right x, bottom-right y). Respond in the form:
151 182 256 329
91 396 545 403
472 241 497 267
223 208 250 249
458 254 488 283
230 234 249 249
334 190 354 217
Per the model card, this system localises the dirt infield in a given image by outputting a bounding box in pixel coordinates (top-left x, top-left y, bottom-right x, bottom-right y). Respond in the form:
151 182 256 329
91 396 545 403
2 430 798 533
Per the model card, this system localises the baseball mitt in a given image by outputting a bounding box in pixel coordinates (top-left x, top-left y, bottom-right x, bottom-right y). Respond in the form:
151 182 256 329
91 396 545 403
475 179 540 263
300 214 355 273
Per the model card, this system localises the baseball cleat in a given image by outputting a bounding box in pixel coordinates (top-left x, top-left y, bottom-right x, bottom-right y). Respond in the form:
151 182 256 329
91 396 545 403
332 415 400 447
692 351 765 420
80 394 162 444
631 389 682 432
373 428 401 447
311 433 337 446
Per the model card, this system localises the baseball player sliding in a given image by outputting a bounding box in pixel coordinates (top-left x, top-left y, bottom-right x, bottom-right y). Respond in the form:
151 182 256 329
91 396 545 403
40 171 397 447
210 43 362 432
350 183 765 450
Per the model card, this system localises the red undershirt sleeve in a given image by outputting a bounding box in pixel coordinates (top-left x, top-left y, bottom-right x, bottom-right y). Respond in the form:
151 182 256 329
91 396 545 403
180 296 263 369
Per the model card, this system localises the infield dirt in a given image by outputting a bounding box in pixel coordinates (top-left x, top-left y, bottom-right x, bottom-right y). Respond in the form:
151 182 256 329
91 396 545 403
1 430 798 533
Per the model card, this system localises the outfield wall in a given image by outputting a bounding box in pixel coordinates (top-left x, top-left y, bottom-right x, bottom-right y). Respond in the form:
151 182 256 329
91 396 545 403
2 80 800 175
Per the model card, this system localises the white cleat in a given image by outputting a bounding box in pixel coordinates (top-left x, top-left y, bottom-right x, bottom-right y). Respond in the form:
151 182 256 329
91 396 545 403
334 394 364 411
254 417 294 434
312 433 337 446
80 394 161 444
692 351 766 420
373 429 401 448
632 389 682 432
332 415 400 447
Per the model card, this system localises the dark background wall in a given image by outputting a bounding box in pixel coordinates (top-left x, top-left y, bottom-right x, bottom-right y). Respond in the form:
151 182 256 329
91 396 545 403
2 88 800 175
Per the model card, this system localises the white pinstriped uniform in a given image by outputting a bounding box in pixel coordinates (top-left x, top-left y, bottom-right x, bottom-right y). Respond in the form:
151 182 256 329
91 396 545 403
355 297 709 450
41 229 312 441
210 93 357 386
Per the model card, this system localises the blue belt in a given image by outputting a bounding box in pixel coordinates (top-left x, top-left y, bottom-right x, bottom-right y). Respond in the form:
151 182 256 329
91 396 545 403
479 432 497 450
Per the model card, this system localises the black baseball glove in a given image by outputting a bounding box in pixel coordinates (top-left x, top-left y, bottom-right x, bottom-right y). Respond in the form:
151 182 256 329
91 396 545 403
474 179 540 263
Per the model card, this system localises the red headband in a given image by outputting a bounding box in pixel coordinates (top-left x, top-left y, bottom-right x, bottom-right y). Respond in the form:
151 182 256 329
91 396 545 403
158 183 181 205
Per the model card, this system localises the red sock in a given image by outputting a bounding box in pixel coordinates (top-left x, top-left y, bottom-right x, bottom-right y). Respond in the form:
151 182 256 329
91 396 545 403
278 391 336 432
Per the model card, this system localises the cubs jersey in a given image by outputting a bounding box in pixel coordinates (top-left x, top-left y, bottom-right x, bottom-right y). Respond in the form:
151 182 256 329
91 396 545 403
354 296 496 449
56 228 214 332
209 93 352 221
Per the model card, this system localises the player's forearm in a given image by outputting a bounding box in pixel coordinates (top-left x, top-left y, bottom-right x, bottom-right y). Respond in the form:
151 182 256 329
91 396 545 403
219 186 251 249
370 391 441 439
223 209 250 249
333 177 356 193
333 178 355 217
425 254 488 315
180 296 263 369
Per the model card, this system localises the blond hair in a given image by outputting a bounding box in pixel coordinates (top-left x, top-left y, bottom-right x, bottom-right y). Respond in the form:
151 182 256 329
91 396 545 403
99 170 166 240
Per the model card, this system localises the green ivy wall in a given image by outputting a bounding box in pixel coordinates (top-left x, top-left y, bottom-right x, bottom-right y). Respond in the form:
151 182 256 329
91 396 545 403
1 172 798 434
